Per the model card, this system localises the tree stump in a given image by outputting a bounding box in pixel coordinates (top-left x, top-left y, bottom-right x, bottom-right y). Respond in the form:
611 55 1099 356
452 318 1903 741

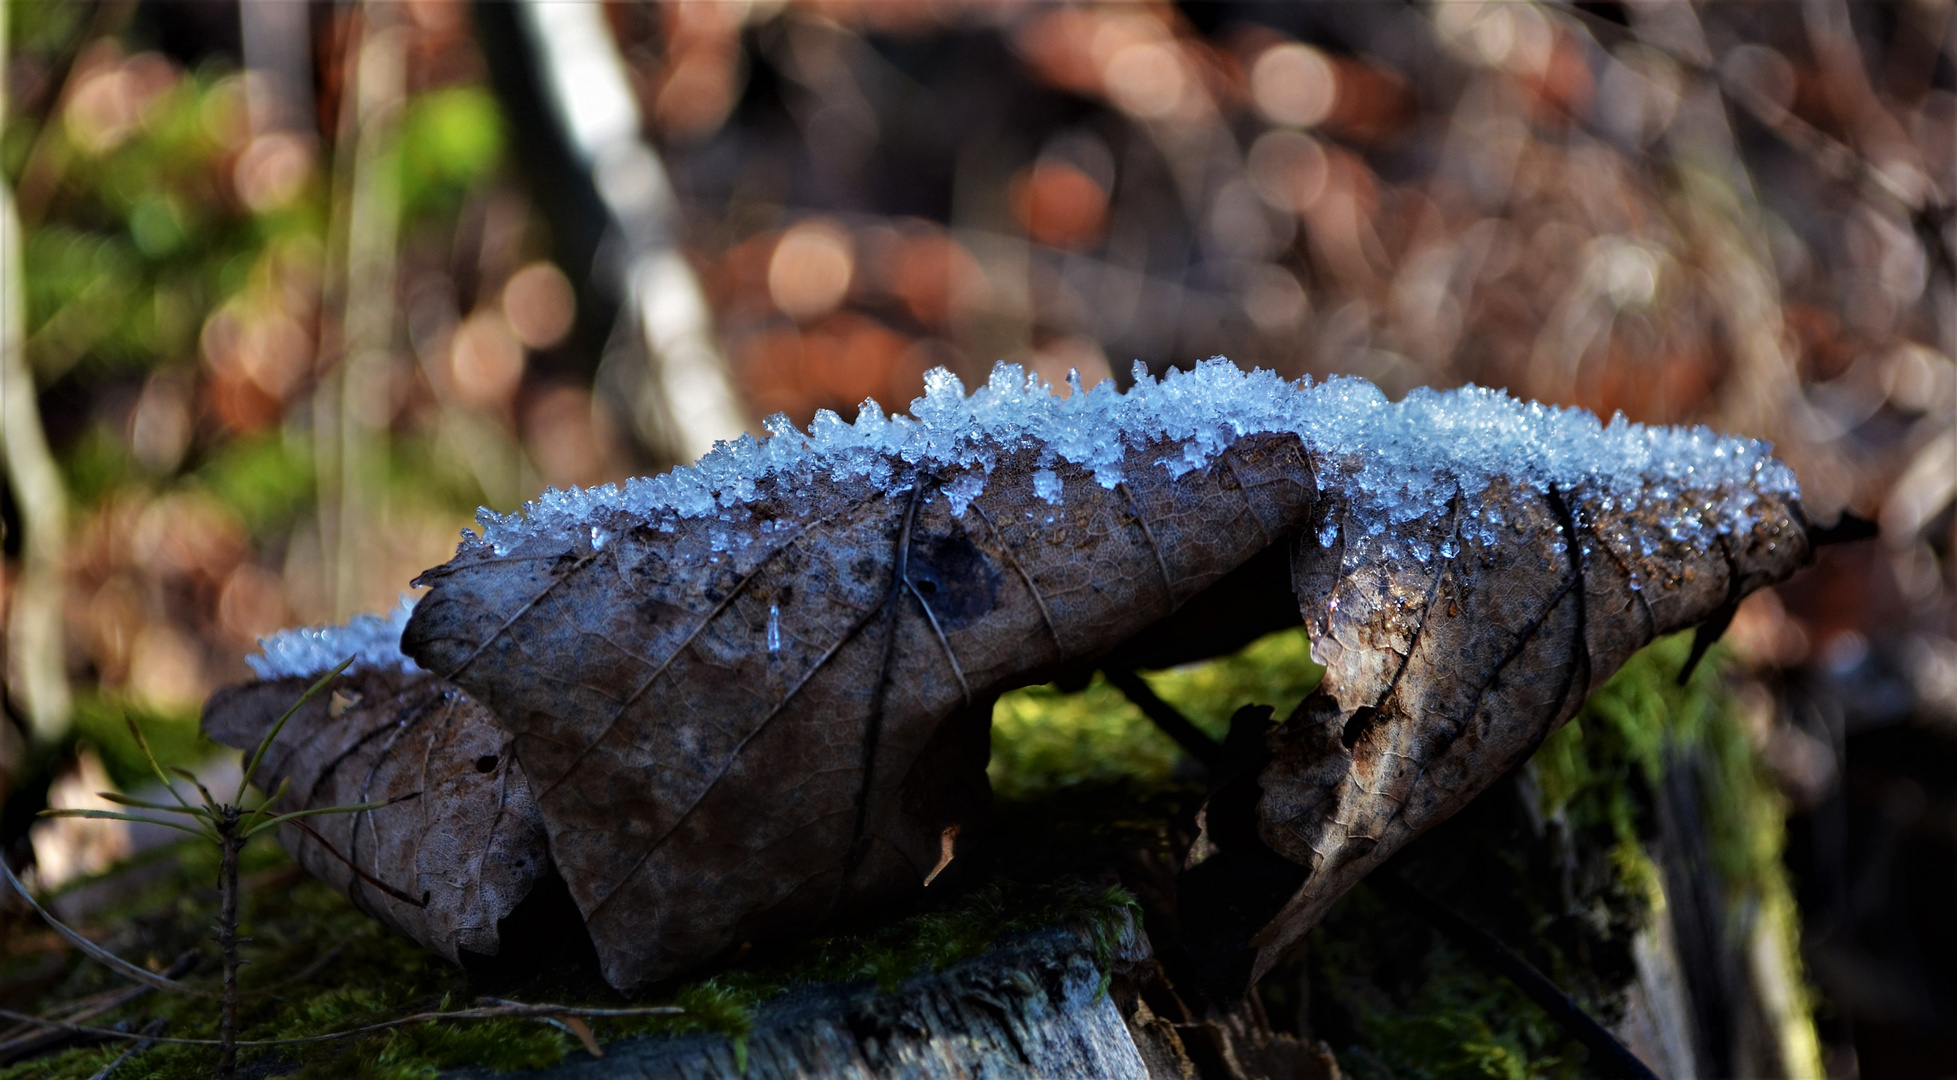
448 914 1347 1080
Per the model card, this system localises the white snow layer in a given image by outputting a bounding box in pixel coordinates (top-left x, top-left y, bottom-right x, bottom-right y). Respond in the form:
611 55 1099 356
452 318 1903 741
248 596 423 680
249 359 1800 679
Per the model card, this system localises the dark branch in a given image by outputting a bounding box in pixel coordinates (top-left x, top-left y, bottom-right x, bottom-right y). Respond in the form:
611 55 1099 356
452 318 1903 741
1103 667 1228 773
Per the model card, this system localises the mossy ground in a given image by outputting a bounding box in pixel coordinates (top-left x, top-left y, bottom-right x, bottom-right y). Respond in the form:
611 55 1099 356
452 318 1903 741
0 627 1800 1079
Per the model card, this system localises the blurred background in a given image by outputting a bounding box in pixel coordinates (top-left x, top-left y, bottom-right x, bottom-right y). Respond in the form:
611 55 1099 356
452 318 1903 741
0 0 1950 1075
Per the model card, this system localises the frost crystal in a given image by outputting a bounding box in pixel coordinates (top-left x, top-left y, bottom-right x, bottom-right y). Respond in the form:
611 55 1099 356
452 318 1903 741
942 472 987 517
249 596 423 679
458 358 1798 568
1032 468 1064 505
246 360 1803 690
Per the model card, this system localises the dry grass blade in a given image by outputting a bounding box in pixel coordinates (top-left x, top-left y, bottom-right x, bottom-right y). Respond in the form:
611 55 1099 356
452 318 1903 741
0 953 196 1063
0 862 215 998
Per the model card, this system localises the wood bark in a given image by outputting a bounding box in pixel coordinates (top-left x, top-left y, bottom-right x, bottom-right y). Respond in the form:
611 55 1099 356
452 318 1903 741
446 915 1340 1080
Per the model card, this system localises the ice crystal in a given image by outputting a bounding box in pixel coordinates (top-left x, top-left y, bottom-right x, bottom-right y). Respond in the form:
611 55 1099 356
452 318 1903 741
461 358 1795 565
1032 468 1064 505
249 595 422 679
250 358 1801 680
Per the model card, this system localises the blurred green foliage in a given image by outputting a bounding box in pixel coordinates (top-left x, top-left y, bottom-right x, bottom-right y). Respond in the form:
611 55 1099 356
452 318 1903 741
65 693 215 794
20 71 320 386
195 432 316 538
397 87 503 219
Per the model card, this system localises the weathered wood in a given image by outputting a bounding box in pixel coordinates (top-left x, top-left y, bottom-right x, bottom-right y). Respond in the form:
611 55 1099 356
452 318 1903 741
452 918 1197 1080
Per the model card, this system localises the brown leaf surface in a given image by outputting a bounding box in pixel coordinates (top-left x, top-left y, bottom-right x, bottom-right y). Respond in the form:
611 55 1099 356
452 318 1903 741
397 375 1815 991
201 670 551 965
1245 475 1811 981
403 432 1316 988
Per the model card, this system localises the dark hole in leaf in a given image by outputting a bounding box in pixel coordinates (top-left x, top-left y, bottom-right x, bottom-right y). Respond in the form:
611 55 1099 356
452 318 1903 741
459 868 601 987
475 754 499 773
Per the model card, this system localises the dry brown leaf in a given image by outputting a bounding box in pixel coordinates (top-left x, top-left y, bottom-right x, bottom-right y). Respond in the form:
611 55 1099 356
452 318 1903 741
1239 474 1810 983
245 363 1812 991
403 433 1316 987
201 670 551 965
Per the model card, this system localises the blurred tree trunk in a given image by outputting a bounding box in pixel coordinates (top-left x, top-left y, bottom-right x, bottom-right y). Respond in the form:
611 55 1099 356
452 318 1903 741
0 0 74 767
316 2 406 620
507 0 749 464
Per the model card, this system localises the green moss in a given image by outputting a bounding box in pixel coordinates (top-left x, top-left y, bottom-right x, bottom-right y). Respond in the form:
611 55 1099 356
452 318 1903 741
5 628 1802 1079
599 878 1138 1050
1312 892 1589 1080
1534 633 1792 911
990 676 1183 798
0 834 1138 1079
1301 633 1815 1080
0 824 579 1080
989 625 1321 799
1142 623 1323 736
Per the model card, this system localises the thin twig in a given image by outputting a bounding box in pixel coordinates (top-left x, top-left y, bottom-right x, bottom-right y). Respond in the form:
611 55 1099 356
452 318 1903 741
0 1000 684 1050
0 952 196 1063
0 862 214 998
1103 668 1228 772
216 815 242 1076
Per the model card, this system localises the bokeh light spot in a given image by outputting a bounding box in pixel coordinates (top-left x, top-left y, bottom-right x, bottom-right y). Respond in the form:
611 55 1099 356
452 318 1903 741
1250 43 1338 129
768 220 855 322
502 262 577 349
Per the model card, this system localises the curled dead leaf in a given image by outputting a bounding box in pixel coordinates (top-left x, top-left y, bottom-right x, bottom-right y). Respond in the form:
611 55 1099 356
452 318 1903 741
202 670 551 965
404 433 1316 987
1235 474 1809 987
234 362 1818 992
